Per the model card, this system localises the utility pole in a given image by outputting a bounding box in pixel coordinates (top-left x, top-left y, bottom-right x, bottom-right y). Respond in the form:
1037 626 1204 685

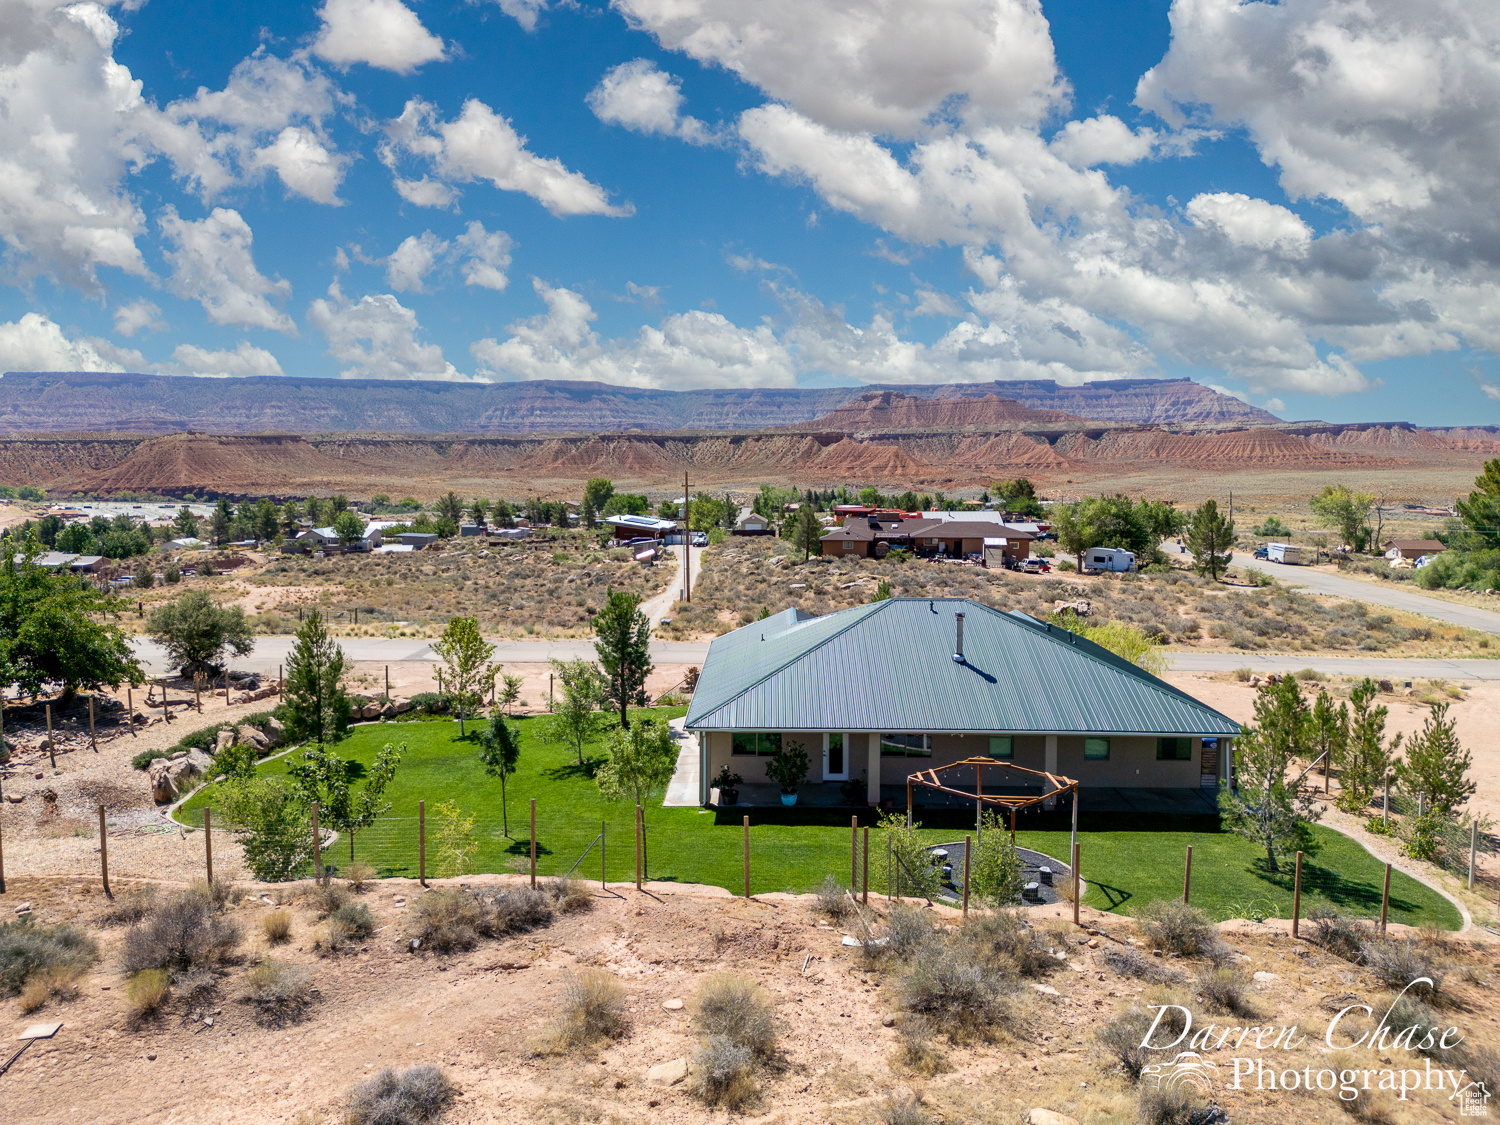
683 469 691 603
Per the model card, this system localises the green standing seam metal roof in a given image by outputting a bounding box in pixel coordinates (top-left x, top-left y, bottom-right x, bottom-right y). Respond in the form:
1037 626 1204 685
685 597 1243 737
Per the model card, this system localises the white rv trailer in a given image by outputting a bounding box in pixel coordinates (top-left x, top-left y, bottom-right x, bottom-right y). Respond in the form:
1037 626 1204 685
1266 542 1308 565
1081 546 1136 573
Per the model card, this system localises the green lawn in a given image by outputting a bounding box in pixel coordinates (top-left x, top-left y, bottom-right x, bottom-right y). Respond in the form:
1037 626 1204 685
179 713 1460 930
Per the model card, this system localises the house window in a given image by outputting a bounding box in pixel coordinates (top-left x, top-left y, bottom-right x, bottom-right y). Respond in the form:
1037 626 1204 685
843 541 857 551
1083 737 1110 760
989 736 1012 760
1157 737 1192 761
731 732 783 756
880 733 931 757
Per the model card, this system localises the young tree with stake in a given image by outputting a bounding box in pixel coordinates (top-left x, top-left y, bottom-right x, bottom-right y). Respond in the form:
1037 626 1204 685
1218 676 1320 874
478 710 521 837
1337 678 1401 814
593 590 652 730
595 717 678 877
432 616 496 736
540 658 606 766
1396 702 1474 814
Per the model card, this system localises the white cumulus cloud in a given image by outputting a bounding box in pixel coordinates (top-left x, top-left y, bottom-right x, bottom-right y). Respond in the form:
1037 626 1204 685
454 222 513 291
312 0 446 74
159 207 296 333
1185 192 1312 255
487 0 550 32
113 299 164 337
0 313 132 373
380 98 632 217
163 341 285 378
308 280 461 380
385 231 449 293
587 60 710 143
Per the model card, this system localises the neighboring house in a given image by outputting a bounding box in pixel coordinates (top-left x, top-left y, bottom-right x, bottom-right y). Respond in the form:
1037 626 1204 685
603 514 678 542
1384 538 1446 562
296 527 340 550
35 551 79 569
685 598 1240 806
393 532 438 549
362 520 402 548
69 555 105 573
168 537 207 550
735 509 774 536
820 517 1032 564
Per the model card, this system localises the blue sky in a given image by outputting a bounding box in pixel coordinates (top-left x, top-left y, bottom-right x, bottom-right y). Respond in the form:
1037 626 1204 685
2 0 1497 426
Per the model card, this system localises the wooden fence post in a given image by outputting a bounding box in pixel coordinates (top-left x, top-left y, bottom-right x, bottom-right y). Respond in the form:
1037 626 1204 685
743 815 750 899
1380 863 1391 935
194 676 201 714
1009 807 1016 845
98 805 110 899
962 833 971 919
279 664 283 693
1469 821 1477 890
529 799 537 888
385 665 390 699
851 815 858 891
45 704 55 769
89 696 97 752
127 687 135 736
1291 850 1304 939
601 819 606 890
1072 842 1081 926
161 680 170 725
223 670 229 705
311 802 322 883
204 807 213 884
862 826 869 905
0 793 5 894
635 804 643 891
1183 845 1193 905
418 800 426 887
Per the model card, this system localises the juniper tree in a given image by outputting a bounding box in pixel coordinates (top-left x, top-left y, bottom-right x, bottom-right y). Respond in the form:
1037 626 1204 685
283 608 351 748
1395 702 1474 815
1309 689 1349 785
1185 499 1235 580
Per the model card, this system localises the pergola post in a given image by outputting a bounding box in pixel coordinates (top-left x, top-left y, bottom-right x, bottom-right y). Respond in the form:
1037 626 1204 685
1070 786 1079 863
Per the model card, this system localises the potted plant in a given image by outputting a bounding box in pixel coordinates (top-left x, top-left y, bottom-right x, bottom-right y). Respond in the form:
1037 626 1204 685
712 765 743 805
765 740 811 806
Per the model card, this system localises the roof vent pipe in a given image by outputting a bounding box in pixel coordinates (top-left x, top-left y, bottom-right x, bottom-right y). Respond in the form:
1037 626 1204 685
953 611 965 663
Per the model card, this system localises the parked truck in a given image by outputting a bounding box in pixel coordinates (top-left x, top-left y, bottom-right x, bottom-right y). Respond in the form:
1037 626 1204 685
1266 542 1308 565
1081 546 1136 573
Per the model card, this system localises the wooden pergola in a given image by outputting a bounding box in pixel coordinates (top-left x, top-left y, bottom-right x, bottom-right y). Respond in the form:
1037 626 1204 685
907 758 1079 847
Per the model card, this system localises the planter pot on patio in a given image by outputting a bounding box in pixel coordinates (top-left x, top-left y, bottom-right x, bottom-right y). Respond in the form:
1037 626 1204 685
780 791 798 806
721 789 739 805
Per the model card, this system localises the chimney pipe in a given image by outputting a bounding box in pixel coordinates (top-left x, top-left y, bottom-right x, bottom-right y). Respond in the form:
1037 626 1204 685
953 611 965 663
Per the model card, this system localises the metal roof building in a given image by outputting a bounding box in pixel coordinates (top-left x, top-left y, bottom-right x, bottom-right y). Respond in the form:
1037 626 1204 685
685 598 1240 807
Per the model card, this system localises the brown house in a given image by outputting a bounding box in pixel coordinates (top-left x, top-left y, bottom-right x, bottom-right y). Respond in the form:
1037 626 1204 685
1384 538 1446 562
820 518 1033 564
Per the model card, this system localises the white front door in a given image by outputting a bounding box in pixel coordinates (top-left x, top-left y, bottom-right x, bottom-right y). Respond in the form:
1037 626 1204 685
823 733 849 781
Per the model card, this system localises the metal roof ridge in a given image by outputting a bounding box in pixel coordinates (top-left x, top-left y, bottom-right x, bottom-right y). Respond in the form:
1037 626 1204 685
687 600 892 727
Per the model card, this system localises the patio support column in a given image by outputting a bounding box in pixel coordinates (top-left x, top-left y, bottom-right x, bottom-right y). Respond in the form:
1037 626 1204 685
1223 737 1234 790
866 733 880 806
1044 734 1058 809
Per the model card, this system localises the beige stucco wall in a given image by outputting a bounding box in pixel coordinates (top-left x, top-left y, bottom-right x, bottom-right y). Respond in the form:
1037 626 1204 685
1054 735 1202 788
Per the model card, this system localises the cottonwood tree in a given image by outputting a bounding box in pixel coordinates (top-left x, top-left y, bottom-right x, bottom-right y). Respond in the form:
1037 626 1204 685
582 478 614 528
1185 499 1235 580
147 590 255 675
283 608 351 748
1396 702 1474 814
1310 484 1374 552
432 616 496 736
1337 678 1400 814
793 506 823 562
541 658 606 766
333 509 364 546
596 717 678 877
479 710 521 837
1218 676 1320 874
593 590 652 730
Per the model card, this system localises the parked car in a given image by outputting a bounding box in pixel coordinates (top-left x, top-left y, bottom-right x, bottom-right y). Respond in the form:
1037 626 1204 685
1018 558 1050 573
1253 546 1269 560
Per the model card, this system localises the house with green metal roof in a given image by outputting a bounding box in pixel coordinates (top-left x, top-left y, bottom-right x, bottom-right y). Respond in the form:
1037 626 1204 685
684 597 1242 808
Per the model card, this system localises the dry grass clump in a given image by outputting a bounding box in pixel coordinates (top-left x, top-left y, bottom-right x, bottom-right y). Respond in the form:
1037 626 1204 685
261 909 293 944
0 917 97 996
1196 967 1254 1017
98 886 158 926
189 878 242 908
1364 939 1445 996
537 969 629 1054
1099 945 1183 986
318 902 376 953
892 1014 950 1077
1096 1001 1192 1082
898 942 1018 1042
409 890 488 952
1308 907 1370 964
19 964 85 1013
543 877 594 914
882 905 936 961
877 1091 931 1125
814 874 852 920
344 1064 456 1125
691 1035 755 1110
306 882 350 919
127 968 170 1017
693 973 777 1060
239 958 315 1027
1137 1084 1209 1125
962 910 1061 978
1137 901 1229 964
488 886 553 934
344 862 377 892
119 890 241 973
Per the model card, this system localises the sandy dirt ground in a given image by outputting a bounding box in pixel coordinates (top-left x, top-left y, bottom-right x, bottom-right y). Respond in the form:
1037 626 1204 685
1 874 1495 1125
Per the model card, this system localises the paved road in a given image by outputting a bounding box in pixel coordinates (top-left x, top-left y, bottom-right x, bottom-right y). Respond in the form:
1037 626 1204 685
129 635 1500 680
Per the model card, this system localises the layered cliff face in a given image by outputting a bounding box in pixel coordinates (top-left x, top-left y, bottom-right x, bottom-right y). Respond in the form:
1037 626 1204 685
779 390 1096 431
0 371 1279 434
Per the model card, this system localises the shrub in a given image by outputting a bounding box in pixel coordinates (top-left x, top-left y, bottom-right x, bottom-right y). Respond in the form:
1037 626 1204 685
1097 1004 1190 1082
1138 1084 1208 1125
261 910 293 944
543 877 594 914
893 1014 949 1077
344 1065 456 1125
1138 901 1229 963
1308 908 1370 964
119 891 241 973
1099 945 1182 986
899 943 1015 1041
345 862 377 891
1197 967 1253 1016
691 1034 755 1109
330 902 375 939
548 969 629 1051
693 973 777 1061
878 1093 930 1125
962 910 1060 979
307 882 350 919
0 918 98 995
127 968 171 1016
489 886 552 934
190 877 241 909
815 874 851 920
239 958 314 1027
883 905 936 961
99 886 158 926
410 890 488 953
1365 939 1445 995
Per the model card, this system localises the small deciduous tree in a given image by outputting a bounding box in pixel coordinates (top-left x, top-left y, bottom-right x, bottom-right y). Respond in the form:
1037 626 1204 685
969 811 1024 907
1338 678 1400 814
593 590 652 730
218 777 312 882
1310 484 1374 552
479 710 521 837
595 717 678 875
1185 499 1235 580
541 658 606 766
283 608 351 748
792 506 823 562
332 509 364 546
431 616 496 736
1395 702 1474 815
291 740 404 861
432 800 477 877
498 673 523 715
147 589 255 674
1218 676 1320 874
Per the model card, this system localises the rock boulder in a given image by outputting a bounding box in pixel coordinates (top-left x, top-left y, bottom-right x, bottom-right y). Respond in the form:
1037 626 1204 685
147 758 177 804
236 725 270 751
394 698 413 714
262 717 285 746
645 1058 688 1086
214 729 234 754
1026 1112 1081 1125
